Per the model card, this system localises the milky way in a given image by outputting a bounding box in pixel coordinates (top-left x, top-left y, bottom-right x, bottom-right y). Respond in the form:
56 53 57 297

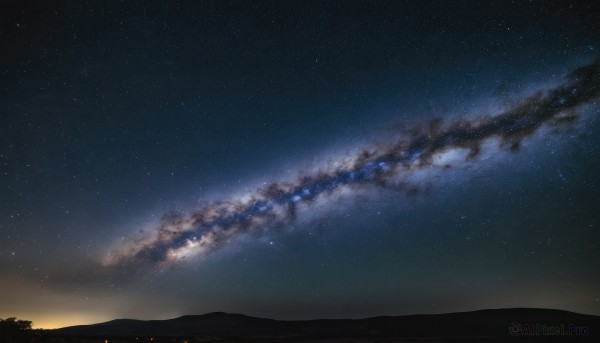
104 59 600 274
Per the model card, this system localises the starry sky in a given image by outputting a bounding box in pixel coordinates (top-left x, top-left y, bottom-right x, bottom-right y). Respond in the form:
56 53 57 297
1 1 600 329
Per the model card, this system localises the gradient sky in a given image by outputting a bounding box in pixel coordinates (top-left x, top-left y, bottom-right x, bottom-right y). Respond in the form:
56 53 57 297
1 1 600 329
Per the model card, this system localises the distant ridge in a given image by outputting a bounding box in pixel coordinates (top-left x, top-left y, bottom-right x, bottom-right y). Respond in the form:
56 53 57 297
56 308 599 340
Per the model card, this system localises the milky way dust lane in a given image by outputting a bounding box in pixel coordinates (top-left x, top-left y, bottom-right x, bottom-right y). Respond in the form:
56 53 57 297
103 59 600 274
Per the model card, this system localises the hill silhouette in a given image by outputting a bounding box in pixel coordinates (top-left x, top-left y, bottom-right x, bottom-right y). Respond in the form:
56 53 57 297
54 308 599 341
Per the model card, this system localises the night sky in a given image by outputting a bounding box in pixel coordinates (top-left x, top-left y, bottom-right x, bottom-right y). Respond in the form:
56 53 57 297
1 1 600 329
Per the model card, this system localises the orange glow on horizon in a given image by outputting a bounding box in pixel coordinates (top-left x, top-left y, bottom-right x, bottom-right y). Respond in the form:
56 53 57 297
23 313 113 330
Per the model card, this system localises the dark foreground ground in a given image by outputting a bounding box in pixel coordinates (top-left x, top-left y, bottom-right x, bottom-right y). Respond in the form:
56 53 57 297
20 308 600 342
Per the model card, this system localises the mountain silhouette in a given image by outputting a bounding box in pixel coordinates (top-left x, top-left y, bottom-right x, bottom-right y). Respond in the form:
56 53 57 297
55 308 599 341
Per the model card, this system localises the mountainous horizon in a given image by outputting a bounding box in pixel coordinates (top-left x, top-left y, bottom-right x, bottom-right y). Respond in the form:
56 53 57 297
54 308 599 340
58 307 600 327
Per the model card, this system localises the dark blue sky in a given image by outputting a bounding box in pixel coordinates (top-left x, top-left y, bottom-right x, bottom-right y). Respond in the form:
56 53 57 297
1 1 599 328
